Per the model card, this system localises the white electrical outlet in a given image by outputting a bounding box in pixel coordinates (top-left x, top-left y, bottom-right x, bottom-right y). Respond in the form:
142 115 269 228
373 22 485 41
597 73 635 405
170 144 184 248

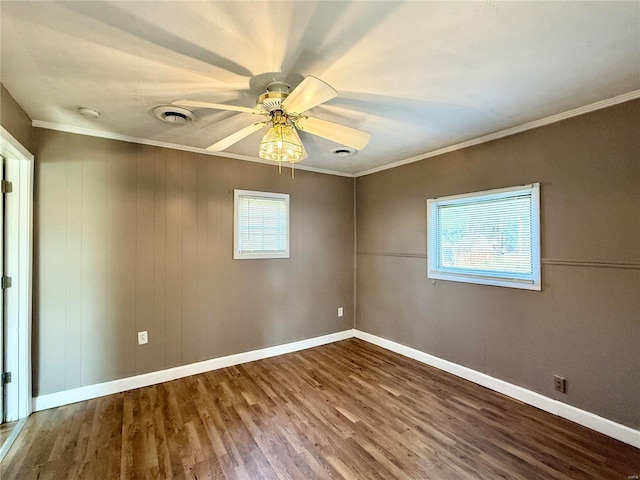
138 330 148 345
338 307 344 317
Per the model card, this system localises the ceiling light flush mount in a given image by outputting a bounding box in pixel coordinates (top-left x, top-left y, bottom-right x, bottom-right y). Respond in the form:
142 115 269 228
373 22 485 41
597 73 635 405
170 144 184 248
329 146 357 157
153 105 195 124
77 106 101 119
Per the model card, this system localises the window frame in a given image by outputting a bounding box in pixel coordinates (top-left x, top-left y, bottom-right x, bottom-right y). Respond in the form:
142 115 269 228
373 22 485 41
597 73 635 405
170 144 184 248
234 189 290 260
427 183 541 290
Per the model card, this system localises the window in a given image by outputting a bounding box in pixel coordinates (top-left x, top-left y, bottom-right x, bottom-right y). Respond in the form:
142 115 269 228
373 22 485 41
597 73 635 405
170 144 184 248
234 189 289 259
427 183 540 290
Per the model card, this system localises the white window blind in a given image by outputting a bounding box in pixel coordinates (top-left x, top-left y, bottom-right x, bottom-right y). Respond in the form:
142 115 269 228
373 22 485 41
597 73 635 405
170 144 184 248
427 184 540 290
234 190 289 259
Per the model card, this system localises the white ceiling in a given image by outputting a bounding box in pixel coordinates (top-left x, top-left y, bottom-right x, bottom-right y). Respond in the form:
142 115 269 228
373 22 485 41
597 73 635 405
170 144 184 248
1 1 638 176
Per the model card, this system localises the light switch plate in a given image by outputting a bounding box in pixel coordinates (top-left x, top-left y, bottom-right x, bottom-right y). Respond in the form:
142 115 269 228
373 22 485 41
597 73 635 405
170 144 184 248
338 307 344 317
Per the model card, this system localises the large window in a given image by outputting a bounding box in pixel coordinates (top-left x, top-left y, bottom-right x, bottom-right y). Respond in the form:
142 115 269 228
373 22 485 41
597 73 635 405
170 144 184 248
427 184 540 290
234 189 289 259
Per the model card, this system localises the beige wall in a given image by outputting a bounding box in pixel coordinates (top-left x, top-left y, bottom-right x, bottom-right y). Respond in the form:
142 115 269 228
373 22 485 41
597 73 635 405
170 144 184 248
355 99 640 429
33 129 354 396
0 83 34 153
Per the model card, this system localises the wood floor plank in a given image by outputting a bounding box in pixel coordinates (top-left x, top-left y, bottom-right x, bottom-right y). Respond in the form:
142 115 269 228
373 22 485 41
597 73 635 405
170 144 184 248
3 339 640 479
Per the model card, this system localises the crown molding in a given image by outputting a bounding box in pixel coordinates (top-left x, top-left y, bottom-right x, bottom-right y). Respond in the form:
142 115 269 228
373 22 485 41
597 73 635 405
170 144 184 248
32 89 639 180
355 89 640 177
30 120 355 178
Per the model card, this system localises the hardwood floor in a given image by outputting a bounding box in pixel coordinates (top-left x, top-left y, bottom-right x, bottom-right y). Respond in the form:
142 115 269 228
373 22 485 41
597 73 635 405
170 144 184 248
2 338 639 479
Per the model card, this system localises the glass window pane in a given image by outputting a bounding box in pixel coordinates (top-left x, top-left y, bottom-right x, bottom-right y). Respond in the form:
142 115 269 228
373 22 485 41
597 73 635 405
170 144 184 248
428 184 540 290
234 190 289 259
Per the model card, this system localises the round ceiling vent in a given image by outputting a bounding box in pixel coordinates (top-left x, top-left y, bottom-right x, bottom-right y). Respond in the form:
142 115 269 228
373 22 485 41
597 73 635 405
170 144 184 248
153 105 195 124
77 106 101 119
328 146 357 157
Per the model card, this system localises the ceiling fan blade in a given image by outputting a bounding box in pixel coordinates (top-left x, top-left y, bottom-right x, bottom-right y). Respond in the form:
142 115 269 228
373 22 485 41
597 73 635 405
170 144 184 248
295 116 371 150
206 122 268 151
281 76 338 115
172 100 262 115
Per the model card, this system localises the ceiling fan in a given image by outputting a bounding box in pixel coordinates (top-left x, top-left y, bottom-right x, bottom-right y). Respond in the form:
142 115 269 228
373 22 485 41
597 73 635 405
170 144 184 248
172 76 370 175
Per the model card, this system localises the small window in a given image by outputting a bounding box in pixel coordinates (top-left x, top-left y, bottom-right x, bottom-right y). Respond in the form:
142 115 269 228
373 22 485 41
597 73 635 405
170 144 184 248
234 189 289 259
427 184 540 290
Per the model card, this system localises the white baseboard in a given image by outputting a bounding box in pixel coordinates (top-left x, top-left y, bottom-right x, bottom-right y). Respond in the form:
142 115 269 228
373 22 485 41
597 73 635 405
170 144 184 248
32 329 354 412
31 327 639 449
353 330 640 449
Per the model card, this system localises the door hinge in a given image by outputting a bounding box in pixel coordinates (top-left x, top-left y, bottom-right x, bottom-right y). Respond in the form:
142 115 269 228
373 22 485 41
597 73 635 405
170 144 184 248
1 372 11 384
1 180 12 193
1 276 11 289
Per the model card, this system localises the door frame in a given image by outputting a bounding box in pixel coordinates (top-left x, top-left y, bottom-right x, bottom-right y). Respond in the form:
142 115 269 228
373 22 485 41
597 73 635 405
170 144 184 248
0 126 33 421
0 146 4 422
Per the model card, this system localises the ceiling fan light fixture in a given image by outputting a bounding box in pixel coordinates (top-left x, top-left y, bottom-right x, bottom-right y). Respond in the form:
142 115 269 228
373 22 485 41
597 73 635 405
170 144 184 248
259 124 303 164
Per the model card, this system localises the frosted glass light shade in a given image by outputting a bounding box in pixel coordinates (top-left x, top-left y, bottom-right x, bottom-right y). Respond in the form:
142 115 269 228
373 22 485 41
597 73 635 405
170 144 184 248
259 125 303 163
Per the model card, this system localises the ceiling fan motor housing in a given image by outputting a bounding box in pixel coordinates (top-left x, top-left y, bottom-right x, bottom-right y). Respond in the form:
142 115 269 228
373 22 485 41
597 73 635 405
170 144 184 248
257 81 292 112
